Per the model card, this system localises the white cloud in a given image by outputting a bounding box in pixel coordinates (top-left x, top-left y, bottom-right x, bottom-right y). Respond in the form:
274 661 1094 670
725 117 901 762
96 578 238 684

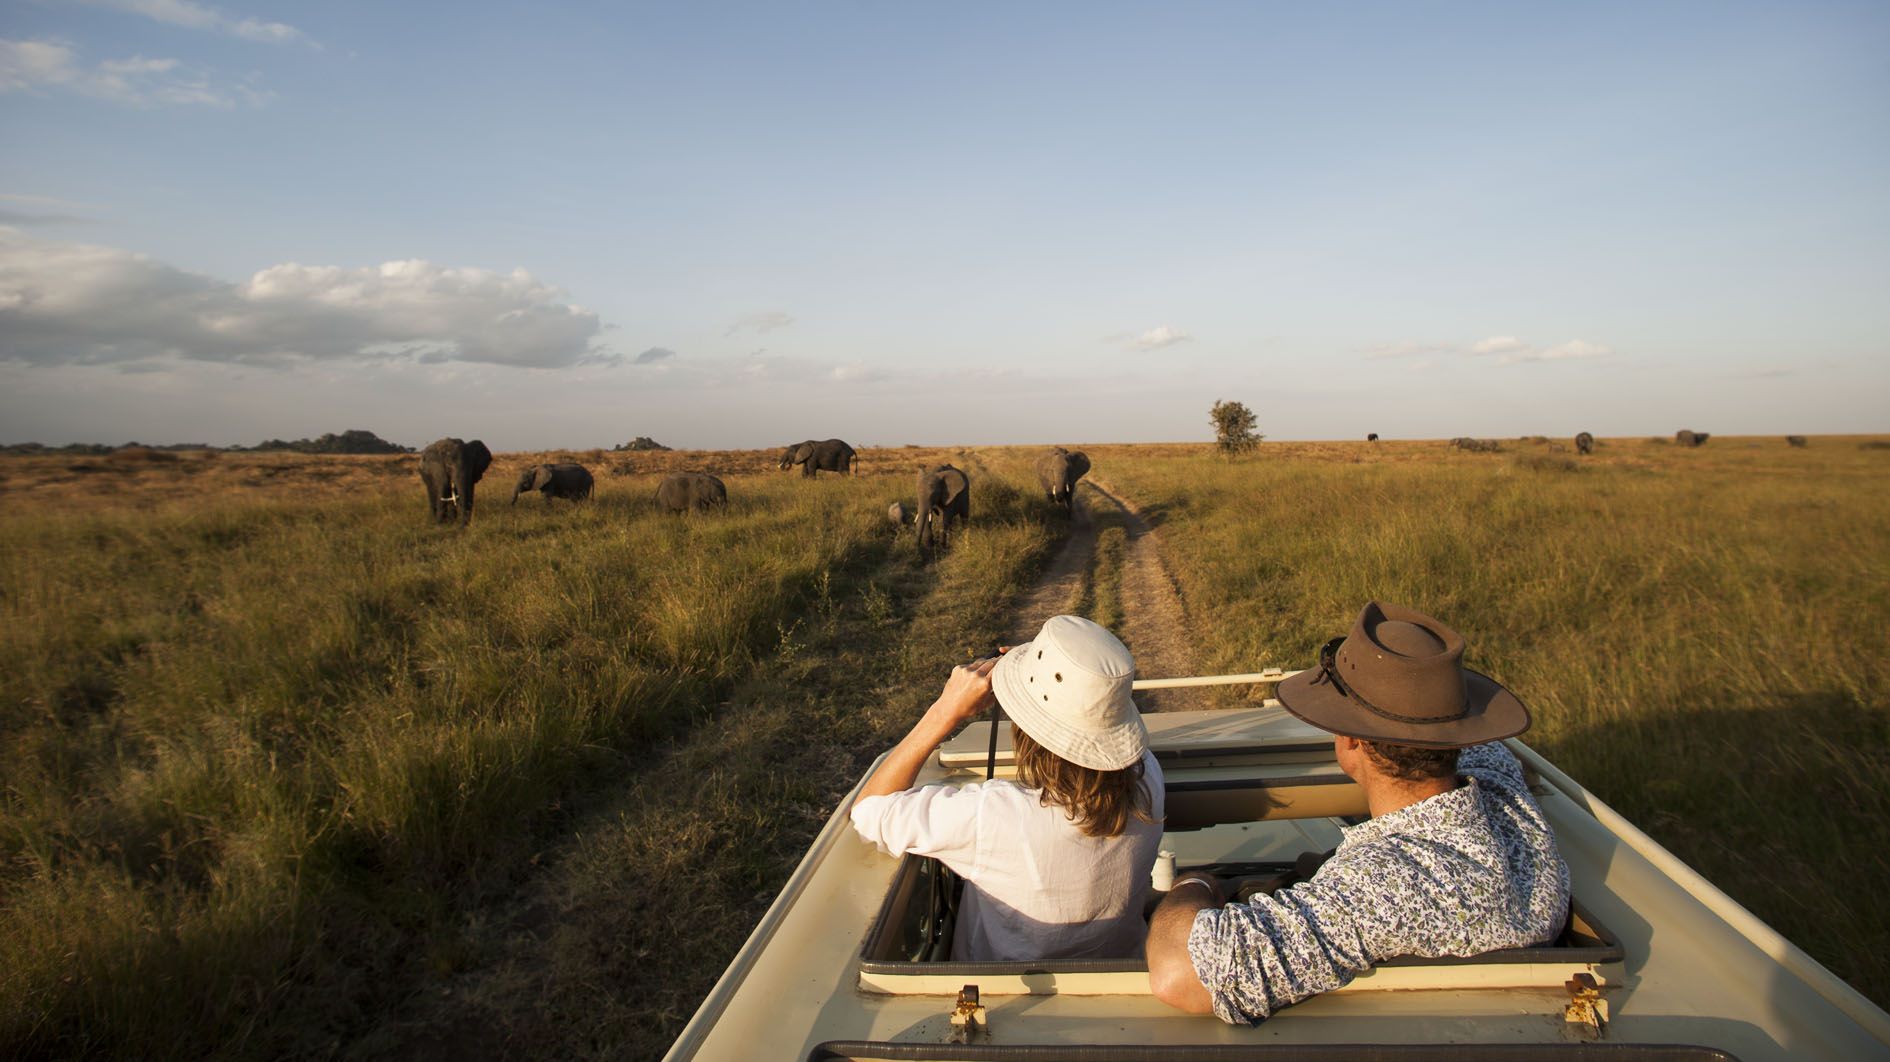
829 362 885 383
1470 335 1526 356
85 0 311 46
634 346 676 364
726 310 794 336
0 228 608 368
1536 340 1610 361
0 37 266 107
1123 325 1192 350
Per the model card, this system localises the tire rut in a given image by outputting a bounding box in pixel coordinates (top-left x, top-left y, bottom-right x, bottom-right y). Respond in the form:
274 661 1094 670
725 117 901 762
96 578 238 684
998 461 1198 712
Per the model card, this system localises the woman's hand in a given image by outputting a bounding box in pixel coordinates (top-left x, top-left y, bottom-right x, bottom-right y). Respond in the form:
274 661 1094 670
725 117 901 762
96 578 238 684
916 656 999 744
857 655 1001 802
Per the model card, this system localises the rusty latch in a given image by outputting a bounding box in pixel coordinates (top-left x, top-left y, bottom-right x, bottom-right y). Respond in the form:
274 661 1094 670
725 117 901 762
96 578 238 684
947 983 986 1043
1563 972 1609 1040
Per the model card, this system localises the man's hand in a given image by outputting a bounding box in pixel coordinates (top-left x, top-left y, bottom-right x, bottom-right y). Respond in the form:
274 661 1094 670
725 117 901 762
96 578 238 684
858 656 1000 802
1146 874 1219 1015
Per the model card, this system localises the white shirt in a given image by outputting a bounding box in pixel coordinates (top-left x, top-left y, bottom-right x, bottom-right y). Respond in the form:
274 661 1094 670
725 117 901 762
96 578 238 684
851 750 1166 962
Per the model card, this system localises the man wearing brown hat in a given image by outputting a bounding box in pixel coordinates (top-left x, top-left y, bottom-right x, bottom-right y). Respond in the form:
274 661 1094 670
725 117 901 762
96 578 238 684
1145 602 1571 1023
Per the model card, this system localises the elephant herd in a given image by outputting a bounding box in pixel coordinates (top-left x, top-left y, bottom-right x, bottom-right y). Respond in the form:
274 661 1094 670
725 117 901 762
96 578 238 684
419 435 1089 563
417 436 728 525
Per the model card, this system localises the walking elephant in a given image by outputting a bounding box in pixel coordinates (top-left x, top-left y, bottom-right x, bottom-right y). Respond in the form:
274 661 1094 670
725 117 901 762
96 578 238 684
779 438 856 477
512 463 594 504
1035 447 1090 512
916 464 971 554
657 472 727 513
1575 432 1594 455
419 437 493 525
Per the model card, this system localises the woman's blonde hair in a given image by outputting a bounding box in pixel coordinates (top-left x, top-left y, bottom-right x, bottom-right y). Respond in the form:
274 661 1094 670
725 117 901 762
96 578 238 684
1011 726 1157 838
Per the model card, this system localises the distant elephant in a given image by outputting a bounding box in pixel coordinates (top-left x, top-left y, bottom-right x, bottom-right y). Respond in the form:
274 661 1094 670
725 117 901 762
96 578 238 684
657 472 727 513
419 437 493 525
1575 432 1594 455
1786 435 1807 448
887 501 910 527
1451 437 1500 453
1035 447 1090 512
916 463 970 553
1675 429 1710 447
779 438 856 477
512 462 594 505
1367 433 1379 442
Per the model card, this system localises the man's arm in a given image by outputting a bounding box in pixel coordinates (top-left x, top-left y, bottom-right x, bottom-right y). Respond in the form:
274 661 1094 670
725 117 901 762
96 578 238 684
1146 876 1219 1015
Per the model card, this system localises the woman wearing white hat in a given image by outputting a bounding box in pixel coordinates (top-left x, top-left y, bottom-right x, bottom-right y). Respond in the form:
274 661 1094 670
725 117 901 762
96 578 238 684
850 615 1166 962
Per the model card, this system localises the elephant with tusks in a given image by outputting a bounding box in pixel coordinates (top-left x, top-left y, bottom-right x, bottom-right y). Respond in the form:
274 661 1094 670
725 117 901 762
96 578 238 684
512 463 594 504
1035 447 1090 512
419 437 493 525
779 439 856 477
657 472 728 513
916 463 970 555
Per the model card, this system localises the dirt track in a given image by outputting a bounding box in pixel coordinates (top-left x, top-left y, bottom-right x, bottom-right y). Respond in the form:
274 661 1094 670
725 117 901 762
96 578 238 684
1004 474 1197 712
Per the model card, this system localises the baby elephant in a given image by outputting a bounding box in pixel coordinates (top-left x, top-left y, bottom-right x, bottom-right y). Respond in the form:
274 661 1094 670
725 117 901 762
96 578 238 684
657 472 728 513
512 463 594 504
1575 432 1594 455
887 501 911 527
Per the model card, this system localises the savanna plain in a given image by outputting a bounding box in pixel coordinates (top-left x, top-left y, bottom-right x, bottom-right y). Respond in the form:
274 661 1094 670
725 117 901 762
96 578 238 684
2 436 1886 1059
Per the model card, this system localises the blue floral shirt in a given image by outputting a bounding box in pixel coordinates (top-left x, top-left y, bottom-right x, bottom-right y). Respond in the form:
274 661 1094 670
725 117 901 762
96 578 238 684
1186 742 1571 1024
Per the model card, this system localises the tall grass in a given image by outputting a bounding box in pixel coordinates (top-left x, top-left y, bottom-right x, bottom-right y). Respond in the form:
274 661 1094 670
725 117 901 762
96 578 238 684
1090 439 1890 1005
0 453 1059 1057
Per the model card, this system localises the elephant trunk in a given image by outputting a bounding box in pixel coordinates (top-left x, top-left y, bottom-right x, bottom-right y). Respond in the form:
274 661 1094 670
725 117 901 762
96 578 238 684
457 469 476 524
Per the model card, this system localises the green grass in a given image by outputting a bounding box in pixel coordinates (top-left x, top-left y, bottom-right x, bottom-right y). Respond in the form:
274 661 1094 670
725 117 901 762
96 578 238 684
0 461 1058 1058
1092 440 1890 1006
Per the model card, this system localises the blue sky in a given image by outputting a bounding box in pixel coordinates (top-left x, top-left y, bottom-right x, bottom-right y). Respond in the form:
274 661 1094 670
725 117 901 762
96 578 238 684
2 1 1886 449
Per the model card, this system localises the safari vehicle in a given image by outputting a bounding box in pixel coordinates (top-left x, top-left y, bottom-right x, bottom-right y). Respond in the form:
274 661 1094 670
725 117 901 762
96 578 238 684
664 671 1890 1061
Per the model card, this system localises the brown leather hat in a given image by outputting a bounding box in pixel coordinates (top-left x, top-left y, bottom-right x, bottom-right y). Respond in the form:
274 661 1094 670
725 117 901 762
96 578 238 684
1276 602 1530 748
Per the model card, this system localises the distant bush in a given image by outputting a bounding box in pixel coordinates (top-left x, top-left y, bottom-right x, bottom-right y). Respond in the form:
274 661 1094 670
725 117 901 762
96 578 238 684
250 429 411 455
1209 400 1262 456
613 436 671 452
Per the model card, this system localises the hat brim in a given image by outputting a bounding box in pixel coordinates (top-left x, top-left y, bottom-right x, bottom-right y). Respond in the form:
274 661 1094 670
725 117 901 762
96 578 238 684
992 638 1148 772
1275 667 1529 749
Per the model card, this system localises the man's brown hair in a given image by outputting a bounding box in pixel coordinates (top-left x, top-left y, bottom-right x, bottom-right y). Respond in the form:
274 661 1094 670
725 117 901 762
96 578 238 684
1012 727 1157 838
1362 740 1460 783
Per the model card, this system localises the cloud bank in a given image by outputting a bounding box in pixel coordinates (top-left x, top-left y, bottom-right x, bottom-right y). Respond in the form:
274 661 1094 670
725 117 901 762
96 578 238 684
86 0 310 46
1369 334 1614 367
0 229 608 368
0 38 266 107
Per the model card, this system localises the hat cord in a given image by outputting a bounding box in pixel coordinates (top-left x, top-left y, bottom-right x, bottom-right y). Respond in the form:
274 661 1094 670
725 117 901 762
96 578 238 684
1314 637 1470 725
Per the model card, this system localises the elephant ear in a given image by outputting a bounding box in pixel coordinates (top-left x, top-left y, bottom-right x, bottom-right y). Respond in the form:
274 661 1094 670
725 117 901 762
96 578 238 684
465 440 493 479
532 465 556 490
1069 452 1090 477
795 442 816 463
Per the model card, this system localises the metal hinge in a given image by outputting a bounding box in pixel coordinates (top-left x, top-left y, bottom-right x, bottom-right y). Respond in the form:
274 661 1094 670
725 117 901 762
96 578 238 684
1564 972 1609 1040
947 984 986 1043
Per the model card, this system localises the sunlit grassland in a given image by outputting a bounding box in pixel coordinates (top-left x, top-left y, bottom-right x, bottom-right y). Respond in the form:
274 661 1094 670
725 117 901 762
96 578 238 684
1089 436 1890 1005
0 449 1056 1058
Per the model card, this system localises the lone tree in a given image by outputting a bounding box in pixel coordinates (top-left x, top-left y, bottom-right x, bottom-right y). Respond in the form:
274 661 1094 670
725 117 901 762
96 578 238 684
1210 399 1262 456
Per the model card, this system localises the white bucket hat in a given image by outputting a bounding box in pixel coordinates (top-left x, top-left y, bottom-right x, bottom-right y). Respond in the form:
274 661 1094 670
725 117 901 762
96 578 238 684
991 615 1147 771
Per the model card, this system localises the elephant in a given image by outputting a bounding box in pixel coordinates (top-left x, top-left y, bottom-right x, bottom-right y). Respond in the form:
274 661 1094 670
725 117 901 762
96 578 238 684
1786 435 1808 448
1450 437 1500 453
512 462 594 505
779 438 856 477
1575 432 1595 455
1675 429 1711 447
916 463 970 554
1035 447 1090 512
419 437 493 525
887 501 911 527
1367 433 1379 442
657 472 727 513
